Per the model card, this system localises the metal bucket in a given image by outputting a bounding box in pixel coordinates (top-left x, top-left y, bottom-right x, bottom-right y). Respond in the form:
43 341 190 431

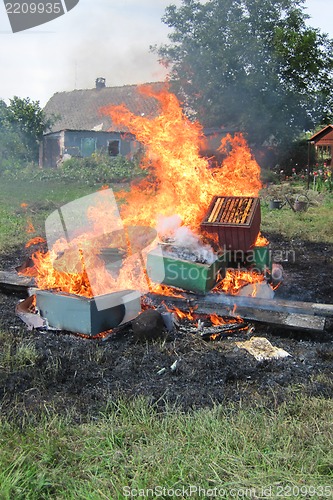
294 195 308 212
269 199 282 210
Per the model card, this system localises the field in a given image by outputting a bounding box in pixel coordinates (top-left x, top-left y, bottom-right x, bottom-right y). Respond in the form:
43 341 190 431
0 174 332 498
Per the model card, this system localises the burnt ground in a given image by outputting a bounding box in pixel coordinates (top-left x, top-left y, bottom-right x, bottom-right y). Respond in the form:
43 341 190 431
0 235 332 422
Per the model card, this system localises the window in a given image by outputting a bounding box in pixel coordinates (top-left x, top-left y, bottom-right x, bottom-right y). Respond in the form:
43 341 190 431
81 137 96 157
108 140 120 157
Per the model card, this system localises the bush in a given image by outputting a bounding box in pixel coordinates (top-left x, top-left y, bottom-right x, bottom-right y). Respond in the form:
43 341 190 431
0 153 144 185
311 165 333 193
260 168 279 185
60 153 142 183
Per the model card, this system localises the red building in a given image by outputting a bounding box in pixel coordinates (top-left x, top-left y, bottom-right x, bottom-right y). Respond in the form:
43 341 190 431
309 125 333 166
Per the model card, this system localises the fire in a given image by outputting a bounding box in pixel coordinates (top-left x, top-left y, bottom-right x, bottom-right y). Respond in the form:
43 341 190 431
25 200 153 297
27 235 151 298
22 85 267 299
210 314 226 326
150 283 184 298
25 237 46 248
102 85 262 232
213 268 266 295
172 306 194 320
26 220 35 234
162 301 202 322
162 302 196 321
255 233 269 247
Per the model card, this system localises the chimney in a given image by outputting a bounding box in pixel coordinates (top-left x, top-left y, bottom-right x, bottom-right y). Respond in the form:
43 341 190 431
95 77 106 89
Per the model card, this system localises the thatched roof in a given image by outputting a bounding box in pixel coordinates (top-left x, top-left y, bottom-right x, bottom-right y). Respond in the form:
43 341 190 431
44 82 165 134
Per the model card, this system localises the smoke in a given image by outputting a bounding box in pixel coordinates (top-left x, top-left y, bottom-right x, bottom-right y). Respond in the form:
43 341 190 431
157 215 216 264
67 1 172 92
156 214 182 239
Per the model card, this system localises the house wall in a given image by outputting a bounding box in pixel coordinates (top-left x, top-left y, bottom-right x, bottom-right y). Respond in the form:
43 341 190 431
40 131 63 168
63 130 132 158
314 129 333 166
41 130 138 168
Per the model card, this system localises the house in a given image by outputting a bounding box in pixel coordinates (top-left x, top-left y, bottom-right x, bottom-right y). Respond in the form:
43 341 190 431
40 78 164 168
308 124 333 166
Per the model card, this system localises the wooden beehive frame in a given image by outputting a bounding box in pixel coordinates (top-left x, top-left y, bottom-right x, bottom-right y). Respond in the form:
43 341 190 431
206 197 257 226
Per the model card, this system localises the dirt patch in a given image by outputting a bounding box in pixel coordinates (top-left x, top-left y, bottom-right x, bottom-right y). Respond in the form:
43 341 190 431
0 237 332 421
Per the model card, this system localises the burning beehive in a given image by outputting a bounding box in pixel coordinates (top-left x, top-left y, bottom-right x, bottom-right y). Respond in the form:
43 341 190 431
36 289 141 336
201 196 261 252
146 245 225 294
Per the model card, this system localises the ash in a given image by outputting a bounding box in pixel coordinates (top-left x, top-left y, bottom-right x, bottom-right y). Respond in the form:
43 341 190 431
160 242 217 265
157 215 216 264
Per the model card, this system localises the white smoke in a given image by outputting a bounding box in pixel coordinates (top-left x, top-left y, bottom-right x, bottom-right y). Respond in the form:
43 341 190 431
156 214 182 239
157 215 216 264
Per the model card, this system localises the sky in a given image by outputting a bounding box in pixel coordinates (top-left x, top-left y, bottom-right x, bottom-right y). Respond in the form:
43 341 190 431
0 0 332 107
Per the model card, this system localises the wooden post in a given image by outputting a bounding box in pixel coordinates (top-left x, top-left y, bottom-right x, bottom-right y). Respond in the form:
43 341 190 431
307 140 312 190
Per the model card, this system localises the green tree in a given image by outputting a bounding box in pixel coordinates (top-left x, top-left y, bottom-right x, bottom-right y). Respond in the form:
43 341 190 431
4 96 55 162
155 0 333 154
0 99 7 124
0 99 28 169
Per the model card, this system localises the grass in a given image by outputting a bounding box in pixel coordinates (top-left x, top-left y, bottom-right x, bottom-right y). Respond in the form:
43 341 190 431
260 183 333 243
0 338 39 372
0 177 129 254
0 396 332 499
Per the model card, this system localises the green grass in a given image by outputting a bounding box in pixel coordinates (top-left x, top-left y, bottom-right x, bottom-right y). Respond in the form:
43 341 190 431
261 188 333 243
0 177 129 254
0 396 332 499
0 337 39 372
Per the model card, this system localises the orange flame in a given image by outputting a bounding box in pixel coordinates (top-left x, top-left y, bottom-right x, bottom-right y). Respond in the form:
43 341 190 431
214 268 266 296
151 284 184 298
25 237 46 248
101 85 262 232
210 314 226 326
255 233 269 247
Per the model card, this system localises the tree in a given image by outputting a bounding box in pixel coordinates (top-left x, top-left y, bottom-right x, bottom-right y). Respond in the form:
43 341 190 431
3 96 55 162
155 0 333 156
0 99 28 168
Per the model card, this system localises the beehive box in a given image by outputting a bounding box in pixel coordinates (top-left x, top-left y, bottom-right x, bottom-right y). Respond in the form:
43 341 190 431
250 245 272 272
146 248 225 294
201 196 261 252
36 289 141 335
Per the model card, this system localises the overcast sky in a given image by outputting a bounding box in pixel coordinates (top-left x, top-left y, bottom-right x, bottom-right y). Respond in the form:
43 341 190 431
0 0 332 107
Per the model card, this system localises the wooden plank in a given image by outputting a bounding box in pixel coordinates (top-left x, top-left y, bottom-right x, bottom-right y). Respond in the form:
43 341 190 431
193 301 327 332
146 292 333 318
0 270 35 293
198 293 333 318
145 292 333 333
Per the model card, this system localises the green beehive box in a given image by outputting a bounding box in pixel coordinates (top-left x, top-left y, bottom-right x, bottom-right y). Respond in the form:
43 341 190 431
146 248 225 294
250 245 272 272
